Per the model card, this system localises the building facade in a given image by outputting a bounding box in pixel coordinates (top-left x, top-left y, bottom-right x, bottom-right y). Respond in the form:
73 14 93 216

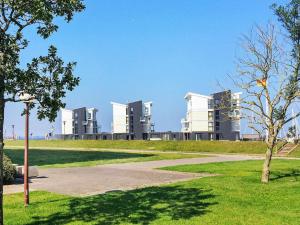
111 100 154 140
61 107 99 139
181 90 241 140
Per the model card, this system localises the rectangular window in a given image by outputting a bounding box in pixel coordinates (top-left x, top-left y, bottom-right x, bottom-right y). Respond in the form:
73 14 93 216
208 99 214 109
215 110 220 120
208 111 213 120
208 122 214 131
216 122 220 131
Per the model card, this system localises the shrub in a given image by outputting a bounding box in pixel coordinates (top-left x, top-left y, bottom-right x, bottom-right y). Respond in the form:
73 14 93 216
4 154 16 184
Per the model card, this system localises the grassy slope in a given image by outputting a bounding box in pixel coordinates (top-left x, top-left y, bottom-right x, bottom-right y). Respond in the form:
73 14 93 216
4 148 205 168
289 145 300 157
5 140 270 154
5 159 300 225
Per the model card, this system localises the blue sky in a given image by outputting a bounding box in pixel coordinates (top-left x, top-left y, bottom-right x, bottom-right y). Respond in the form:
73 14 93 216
4 0 286 137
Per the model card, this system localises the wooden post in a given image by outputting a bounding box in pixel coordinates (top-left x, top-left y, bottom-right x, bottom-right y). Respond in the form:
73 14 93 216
24 102 29 206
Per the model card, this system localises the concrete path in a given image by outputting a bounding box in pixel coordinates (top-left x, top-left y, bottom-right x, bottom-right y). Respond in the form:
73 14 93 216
4 154 262 196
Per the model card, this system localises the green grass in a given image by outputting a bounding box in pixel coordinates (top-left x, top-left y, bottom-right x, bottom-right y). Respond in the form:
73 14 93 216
4 159 300 224
5 140 270 154
4 148 205 168
289 145 300 157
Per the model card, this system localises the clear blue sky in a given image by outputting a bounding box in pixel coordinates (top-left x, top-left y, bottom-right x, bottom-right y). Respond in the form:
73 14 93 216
5 0 286 137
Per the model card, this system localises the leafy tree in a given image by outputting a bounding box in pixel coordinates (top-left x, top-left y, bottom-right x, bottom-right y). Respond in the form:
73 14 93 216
287 125 297 139
0 0 85 222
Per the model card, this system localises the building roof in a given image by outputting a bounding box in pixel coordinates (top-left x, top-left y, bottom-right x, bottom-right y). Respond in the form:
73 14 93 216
110 102 127 107
184 92 213 99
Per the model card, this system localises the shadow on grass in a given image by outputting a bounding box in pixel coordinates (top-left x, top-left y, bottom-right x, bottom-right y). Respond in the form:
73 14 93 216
4 149 153 166
270 169 300 181
29 185 216 225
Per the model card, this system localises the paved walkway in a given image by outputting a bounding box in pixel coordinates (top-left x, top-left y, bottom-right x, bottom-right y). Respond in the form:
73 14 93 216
4 154 262 196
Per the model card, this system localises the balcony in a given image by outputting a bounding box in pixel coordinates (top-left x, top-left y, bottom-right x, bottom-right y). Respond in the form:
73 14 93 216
228 109 241 118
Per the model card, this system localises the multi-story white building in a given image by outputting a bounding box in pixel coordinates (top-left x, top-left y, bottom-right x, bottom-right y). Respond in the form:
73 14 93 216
61 109 73 135
111 100 154 140
181 92 214 134
111 102 128 134
61 107 99 138
181 91 241 140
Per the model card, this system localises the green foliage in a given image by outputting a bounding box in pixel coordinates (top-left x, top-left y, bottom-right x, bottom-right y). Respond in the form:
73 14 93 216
287 125 297 138
4 160 300 224
3 154 15 184
0 0 85 121
272 0 300 52
272 1 300 101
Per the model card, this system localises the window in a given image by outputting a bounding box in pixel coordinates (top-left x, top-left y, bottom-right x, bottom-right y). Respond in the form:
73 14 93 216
215 110 220 120
208 111 213 120
208 99 214 109
216 121 220 131
208 122 214 131
88 112 92 120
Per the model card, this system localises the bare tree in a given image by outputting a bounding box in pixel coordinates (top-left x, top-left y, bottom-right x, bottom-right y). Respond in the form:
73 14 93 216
233 23 300 183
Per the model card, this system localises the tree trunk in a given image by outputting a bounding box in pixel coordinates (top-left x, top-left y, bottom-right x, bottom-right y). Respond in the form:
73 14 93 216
261 147 273 183
0 95 4 225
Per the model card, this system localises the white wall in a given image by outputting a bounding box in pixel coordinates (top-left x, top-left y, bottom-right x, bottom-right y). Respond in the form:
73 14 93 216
182 93 213 132
143 102 152 116
111 102 127 133
61 109 73 134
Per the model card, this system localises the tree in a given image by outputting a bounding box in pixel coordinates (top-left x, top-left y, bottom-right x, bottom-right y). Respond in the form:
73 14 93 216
233 1 300 184
0 0 85 223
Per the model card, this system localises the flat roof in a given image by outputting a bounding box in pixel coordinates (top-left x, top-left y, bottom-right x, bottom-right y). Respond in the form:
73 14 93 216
184 92 212 99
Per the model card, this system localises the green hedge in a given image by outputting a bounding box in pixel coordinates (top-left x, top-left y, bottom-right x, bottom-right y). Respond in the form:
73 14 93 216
4 154 16 184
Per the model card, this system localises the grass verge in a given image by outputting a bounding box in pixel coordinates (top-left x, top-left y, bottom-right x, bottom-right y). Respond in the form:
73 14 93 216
4 148 206 168
5 140 271 154
4 159 300 224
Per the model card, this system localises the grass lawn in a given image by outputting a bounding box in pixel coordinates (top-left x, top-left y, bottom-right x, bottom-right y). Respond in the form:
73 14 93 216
4 159 300 224
5 140 271 154
4 148 206 168
289 145 300 157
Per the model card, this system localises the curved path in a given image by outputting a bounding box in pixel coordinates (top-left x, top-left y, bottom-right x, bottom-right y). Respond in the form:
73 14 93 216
5 154 262 196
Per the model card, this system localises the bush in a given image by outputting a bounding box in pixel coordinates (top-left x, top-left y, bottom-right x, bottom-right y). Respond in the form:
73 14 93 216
4 154 16 184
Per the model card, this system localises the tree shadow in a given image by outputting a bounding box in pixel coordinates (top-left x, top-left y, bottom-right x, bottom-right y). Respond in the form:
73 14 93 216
270 169 300 181
4 149 153 166
28 186 216 225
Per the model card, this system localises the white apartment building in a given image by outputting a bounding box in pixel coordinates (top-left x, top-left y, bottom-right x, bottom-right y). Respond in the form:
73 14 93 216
181 91 241 140
61 107 99 137
181 92 214 133
111 102 128 134
61 109 73 135
111 100 154 140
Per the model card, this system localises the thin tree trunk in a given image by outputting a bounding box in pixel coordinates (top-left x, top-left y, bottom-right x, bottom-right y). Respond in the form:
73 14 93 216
0 90 4 225
261 147 273 183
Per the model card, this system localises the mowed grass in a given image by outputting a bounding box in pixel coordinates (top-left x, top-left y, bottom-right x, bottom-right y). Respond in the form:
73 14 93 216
4 159 300 225
289 145 300 157
6 140 270 154
4 148 206 168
